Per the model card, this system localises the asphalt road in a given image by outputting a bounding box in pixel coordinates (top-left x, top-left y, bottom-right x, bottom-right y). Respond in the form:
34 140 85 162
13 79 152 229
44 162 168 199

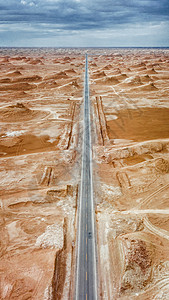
75 54 98 300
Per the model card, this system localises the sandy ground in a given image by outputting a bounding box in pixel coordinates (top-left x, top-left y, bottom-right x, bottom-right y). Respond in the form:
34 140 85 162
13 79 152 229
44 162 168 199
0 48 84 299
89 48 169 299
0 47 169 300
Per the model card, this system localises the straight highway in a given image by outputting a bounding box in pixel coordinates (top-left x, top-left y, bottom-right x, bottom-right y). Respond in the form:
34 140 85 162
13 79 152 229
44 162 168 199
75 54 98 300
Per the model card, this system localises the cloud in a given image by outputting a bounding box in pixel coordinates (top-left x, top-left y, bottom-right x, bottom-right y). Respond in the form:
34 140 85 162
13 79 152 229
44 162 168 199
0 0 168 46
20 0 36 7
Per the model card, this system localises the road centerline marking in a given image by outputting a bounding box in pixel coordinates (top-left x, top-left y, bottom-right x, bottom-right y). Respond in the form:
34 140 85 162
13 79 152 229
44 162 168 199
75 54 98 300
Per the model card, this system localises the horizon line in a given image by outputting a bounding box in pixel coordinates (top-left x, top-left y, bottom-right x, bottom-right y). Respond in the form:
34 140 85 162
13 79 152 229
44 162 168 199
0 46 169 49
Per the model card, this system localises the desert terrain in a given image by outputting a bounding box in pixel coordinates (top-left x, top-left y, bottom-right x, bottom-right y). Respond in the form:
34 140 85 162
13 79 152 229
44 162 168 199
0 48 84 299
0 47 169 300
89 48 169 299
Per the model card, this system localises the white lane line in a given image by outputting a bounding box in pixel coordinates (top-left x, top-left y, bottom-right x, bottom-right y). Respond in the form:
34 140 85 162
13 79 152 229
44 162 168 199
87 55 98 300
75 54 98 300
75 57 86 300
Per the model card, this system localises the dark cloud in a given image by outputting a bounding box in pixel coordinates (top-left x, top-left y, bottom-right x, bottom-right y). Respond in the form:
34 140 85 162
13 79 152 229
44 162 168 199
0 0 168 46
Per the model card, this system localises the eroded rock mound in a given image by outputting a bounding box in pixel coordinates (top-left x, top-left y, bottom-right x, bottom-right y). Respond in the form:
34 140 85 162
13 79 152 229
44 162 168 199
141 74 153 83
0 78 12 83
0 103 48 122
13 75 42 83
92 71 106 79
147 68 158 74
154 158 169 174
7 71 22 77
45 72 68 80
0 82 36 91
124 75 142 86
64 68 76 74
95 76 119 85
138 83 158 91
120 238 153 294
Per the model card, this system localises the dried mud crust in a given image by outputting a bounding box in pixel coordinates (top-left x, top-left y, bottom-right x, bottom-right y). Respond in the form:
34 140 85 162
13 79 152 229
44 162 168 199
0 133 60 157
107 107 169 142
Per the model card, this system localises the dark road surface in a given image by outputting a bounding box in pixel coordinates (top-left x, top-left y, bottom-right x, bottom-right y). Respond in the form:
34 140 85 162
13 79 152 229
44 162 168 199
75 55 98 300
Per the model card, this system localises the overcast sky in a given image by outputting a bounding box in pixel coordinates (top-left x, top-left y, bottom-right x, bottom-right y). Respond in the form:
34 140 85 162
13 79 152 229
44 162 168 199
0 0 169 47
